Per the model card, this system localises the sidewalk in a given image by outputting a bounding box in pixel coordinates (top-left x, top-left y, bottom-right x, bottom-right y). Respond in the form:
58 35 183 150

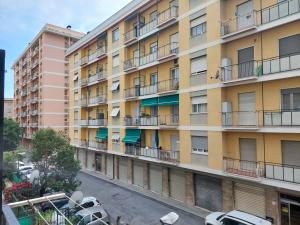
81 169 211 219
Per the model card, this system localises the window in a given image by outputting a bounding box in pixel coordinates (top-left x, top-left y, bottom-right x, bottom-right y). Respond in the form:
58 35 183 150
191 56 207 75
150 73 158 85
281 88 300 111
190 16 206 38
112 28 119 42
81 201 95 209
112 54 119 67
110 107 120 117
111 80 120 92
279 33 300 57
150 106 158 116
282 141 300 166
74 110 78 120
150 42 158 53
170 67 179 81
191 136 208 155
112 132 120 143
191 96 207 113
74 130 78 139
221 218 247 225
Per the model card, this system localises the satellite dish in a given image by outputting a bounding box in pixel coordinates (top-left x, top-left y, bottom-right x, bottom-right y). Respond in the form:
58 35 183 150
69 191 83 209
29 170 40 183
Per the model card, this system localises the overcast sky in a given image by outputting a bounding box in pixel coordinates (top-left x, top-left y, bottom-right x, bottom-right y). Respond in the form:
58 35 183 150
0 0 132 98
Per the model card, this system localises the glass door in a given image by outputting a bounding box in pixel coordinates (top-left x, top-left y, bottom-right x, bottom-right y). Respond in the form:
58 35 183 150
281 195 300 225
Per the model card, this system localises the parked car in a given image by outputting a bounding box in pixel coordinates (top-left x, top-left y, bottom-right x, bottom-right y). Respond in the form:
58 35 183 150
15 161 25 168
62 196 101 216
205 210 272 225
72 206 110 225
18 165 33 176
41 197 69 212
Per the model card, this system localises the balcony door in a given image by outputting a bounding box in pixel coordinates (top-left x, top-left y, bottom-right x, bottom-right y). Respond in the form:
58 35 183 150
238 46 254 78
238 92 256 126
171 135 179 152
239 138 256 172
236 0 254 30
170 32 179 53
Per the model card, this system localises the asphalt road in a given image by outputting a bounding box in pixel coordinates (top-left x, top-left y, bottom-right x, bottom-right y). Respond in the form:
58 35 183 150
77 172 204 225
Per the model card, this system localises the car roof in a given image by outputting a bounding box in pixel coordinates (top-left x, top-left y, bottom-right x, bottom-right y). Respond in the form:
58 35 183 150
81 196 97 203
76 206 105 217
18 166 33 170
226 210 271 225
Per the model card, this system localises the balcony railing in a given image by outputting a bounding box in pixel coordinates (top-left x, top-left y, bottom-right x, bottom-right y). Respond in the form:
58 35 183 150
261 0 300 24
190 71 207 86
96 46 107 58
125 145 180 163
224 157 300 184
80 56 88 66
222 111 258 127
140 19 158 36
80 140 88 148
80 120 88 126
88 140 108 150
264 110 300 126
139 51 158 66
124 57 139 71
124 27 138 44
157 6 179 27
124 116 140 126
140 116 158 126
159 114 179 126
158 42 179 60
88 95 107 105
88 119 107 126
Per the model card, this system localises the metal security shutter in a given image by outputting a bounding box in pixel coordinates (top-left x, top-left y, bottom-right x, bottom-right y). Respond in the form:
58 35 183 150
234 183 266 218
78 149 86 168
239 92 256 125
282 141 300 166
106 155 114 179
87 151 95 170
119 158 127 183
194 174 222 211
170 169 186 202
149 165 162 194
133 161 144 187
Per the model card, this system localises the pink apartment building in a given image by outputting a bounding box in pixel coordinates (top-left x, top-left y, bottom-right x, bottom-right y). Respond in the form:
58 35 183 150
13 24 84 147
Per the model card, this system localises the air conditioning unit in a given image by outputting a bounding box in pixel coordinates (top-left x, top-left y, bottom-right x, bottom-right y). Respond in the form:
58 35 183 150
222 101 232 126
221 58 232 81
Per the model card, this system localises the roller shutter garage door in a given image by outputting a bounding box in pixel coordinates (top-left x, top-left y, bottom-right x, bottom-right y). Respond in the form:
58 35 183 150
133 161 144 187
170 169 186 202
119 157 128 183
194 174 222 211
234 183 266 218
106 155 114 179
78 149 86 168
149 165 162 194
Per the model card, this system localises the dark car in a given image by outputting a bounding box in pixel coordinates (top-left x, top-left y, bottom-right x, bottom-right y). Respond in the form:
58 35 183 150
41 197 69 212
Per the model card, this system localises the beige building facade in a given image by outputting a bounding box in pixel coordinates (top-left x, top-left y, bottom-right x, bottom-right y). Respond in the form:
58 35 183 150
4 98 13 118
67 1 300 224
13 24 84 146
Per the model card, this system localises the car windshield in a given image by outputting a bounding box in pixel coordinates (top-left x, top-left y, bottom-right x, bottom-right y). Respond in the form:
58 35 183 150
221 218 247 225
70 214 83 224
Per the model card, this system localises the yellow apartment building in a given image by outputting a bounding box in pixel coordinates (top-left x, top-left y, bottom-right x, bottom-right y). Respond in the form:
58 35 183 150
66 1 300 224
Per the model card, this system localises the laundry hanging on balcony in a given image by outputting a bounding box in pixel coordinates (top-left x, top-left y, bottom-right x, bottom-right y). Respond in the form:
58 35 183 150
96 128 108 141
122 129 141 144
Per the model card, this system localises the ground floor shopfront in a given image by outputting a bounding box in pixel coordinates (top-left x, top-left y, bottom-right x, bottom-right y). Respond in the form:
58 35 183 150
77 148 300 225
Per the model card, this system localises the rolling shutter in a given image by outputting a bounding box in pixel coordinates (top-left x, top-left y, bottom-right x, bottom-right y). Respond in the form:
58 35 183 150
234 183 266 218
149 165 162 194
170 169 186 202
106 155 114 179
119 158 127 183
133 161 144 187
78 149 86 168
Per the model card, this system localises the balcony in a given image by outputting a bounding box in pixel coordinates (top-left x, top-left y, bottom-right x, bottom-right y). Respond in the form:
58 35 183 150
88 140 108 150
224 157 300 184
30 85 38 92
80 120 88 126
124 116 140 126
124 57 139 72
221 10 257 38
157 6 179 28
21 91 27 97
80 56 88 66
87 95 107 106
81 70 107 87
30 109 38 116
190 71 207 86
31 97 38 104
157 42 179 61
21 80 27 86
140 18 158 37
88 119 107 127
159 114 179 127
30 122 38 128
261 0 300 24
80 140 88 148
31 60 39 69
124 27 138 45
222 111 258 129
264 110 300 126
31 72 38 80
190 113 208 125
125 145 180 163
221 53 300 84
96 46 107 59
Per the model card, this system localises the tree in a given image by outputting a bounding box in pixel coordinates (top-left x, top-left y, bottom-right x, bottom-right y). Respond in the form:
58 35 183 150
4 118 22 151
30 128 81 196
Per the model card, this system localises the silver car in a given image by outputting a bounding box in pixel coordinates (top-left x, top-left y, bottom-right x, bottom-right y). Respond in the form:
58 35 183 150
72 206 110 225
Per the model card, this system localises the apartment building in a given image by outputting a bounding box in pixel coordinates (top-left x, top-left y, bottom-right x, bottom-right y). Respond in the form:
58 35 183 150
13 24 84 146
4 98 13 118
66 0 300 224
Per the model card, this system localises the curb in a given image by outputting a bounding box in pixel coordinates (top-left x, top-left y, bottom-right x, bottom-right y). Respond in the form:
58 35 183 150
79 169 210 219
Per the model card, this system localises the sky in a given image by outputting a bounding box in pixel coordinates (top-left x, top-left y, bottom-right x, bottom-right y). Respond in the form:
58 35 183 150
0 0 132 98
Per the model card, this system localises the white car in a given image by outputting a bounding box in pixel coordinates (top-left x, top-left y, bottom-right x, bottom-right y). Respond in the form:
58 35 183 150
205 210 272 225
18 165 34 175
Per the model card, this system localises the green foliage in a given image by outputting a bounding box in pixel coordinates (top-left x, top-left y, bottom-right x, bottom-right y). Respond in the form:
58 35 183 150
4 118 22 151
30 128 81 195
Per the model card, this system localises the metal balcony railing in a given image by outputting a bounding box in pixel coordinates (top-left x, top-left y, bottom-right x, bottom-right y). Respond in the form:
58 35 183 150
222 111 258 127
224 157 300 184
220 10 258 36
125 145 180 163
140 116 158 126
96 46 107 58
264 110 300 126
80 56 88 66
157 42 179 60
157 6 178 26
88 119 107 126
80 120 88 126
124 116 140 126
80 140 88 148
124 27 138 43
140 19 158 36
88 140 108 150
87 95 106 105
261 0 300 24
124 57 139 71
139 51 158 66
157 79 179 93
159 114 179 126
86 70 107 85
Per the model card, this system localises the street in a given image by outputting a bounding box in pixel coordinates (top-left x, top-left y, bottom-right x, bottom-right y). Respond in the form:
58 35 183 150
77 172 204 225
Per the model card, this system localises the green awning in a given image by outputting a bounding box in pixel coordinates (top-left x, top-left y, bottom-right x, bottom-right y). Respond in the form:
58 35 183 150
141 97 158 107
122 129 141 144
158 94 179 106
96 128 108 141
